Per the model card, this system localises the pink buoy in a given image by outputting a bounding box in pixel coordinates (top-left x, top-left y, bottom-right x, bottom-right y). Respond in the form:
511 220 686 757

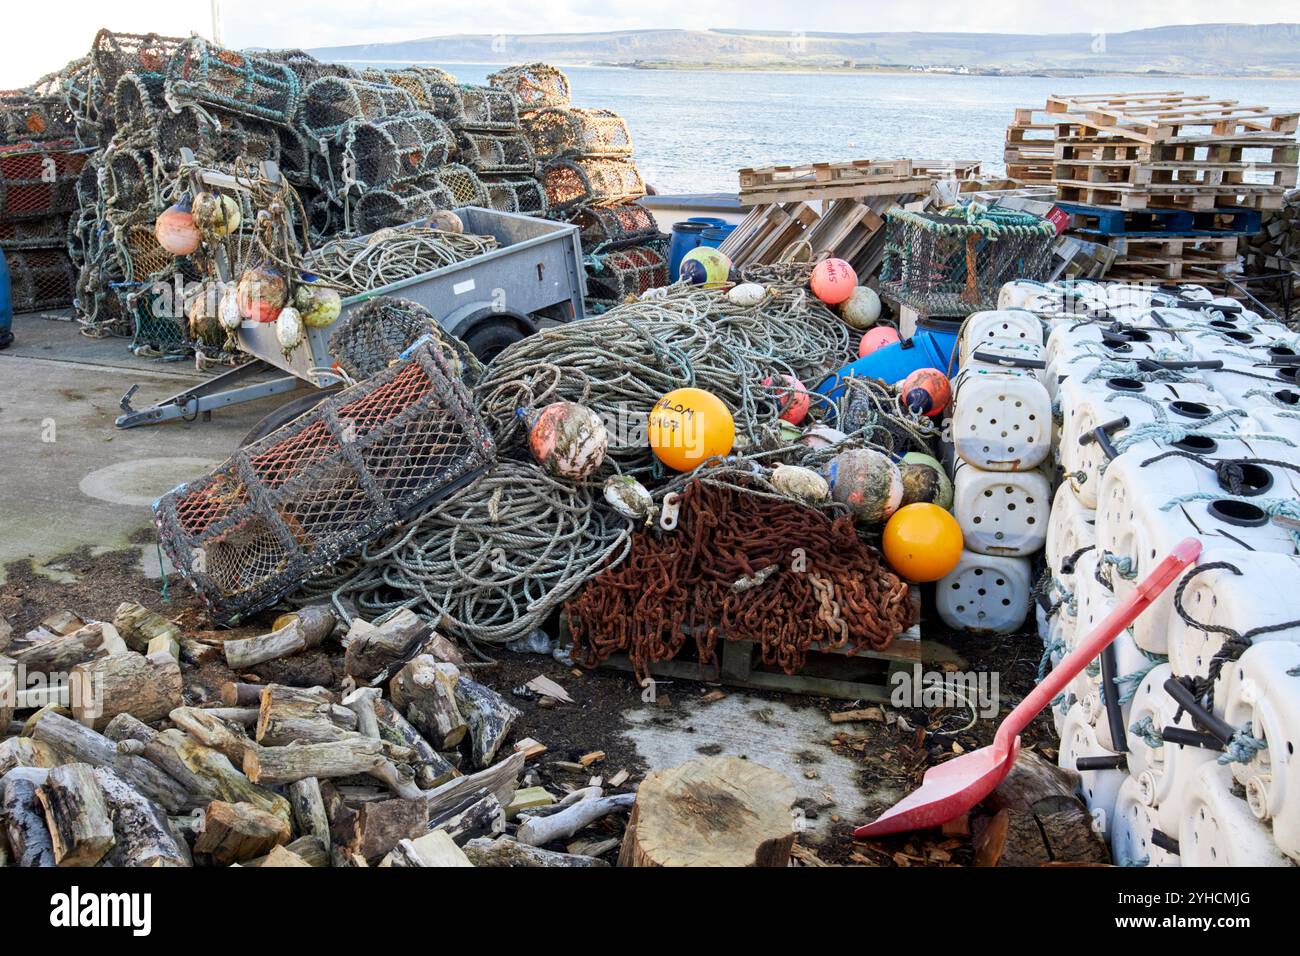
810 258 857 306
762 374 810 425
858 326 901 358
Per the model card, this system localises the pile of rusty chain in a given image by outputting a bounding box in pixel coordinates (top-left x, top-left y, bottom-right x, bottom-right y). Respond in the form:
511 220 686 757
564 479 916 681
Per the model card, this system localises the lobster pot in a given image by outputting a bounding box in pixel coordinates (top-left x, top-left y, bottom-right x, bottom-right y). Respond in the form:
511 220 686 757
570 203 661 253
880 206 1057 316
5 248 77 311
952 461 1050 556
1167 553 1300 686
301 76 417 144
110 71 166 130
585 246 669 309
263 49 359 86
329 297 481 384
480 176 548 216
417 79 469 127
1045 481 1096 590
154 343 497 623
165 37 302 126
0 139 84 220
951 367 1051 471
90 29 184 89
960 308 1044 352
456 130 536 175
428 164 490 207
1112 776 1180 867
360 66 455 109
521 107 633 161
101 145 160 210
1221 642 1300 861
488 63 571 110
352 182 453 234
341 112 454 189
1056 378 1234 509
935 550 1032 634
542 157 646 211
0 91 76 144
457 85 520 131
0 214 68 250
1058 703 1125 839
1179 762 1293 866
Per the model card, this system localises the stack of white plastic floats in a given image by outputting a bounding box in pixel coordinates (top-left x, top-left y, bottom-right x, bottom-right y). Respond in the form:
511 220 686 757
948 278 1300 868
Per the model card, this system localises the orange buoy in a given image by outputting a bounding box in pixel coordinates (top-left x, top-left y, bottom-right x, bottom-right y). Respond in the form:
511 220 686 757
899 367 952 418
882 503 963 582
810 258 857 306
648 387 735 472
858 326 900 358
762 373 810 425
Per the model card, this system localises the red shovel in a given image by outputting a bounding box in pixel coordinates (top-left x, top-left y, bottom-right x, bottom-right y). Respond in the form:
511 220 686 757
854 537 1202 838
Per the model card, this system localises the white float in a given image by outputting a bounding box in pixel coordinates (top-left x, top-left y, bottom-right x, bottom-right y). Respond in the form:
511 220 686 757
935 550 1033 634
1112 775 1180 867
952 367 1052 471
1178 762 1293 866
952 461 1051 557
1059 703 1126 840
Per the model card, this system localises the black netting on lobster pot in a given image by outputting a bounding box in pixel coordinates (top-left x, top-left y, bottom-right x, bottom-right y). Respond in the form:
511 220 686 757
487 63 570 110
342 112 454 189
91 30 184 88
571 203 662 252
261 49 359 86
6 248 78 310
542 157 645 212
585 246 668 309
0 92 76 144
361 67 456 111
277 126 313 185
456 130 535 175
328 296 482 384
457 86 519 131
165 37 302 126
522 107 632 161
102 146 158 210
0 214 68 249
352 178 457 234
480 175 548 216
427 163 489 208
301 76 418 145
0 139 85 220
110 72 166 131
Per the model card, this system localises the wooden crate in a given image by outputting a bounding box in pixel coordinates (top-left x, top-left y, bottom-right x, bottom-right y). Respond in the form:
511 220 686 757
717 201 817 266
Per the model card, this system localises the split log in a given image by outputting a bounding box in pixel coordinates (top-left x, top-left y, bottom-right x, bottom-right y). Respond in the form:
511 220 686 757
0 767 55 866
11 623 107 673
287 778 331 852
245 835 328 867
256 684 356 746
113 602 180 653
380 830 472 867
389 656 466 750
132 727 291 824
372 697 458 789
36 762 115 866
421 749 524 821
520 786 602 819
453 675 520 769
272 606 338 642
258 844 312 867
194 800 290 865
243 737 389 787
24 707 188 812
224 607 336 669
94 767 190 867
169 706 252 766
0 736 61 775
220 681 265 708
517 793 634 847
333 797 429 863
463 836 608 867
200 707 259 727
147 635 179 661
69 651 183 730
618 756 795 867
427 788 505 845
341 687 423 800
343 611 431 684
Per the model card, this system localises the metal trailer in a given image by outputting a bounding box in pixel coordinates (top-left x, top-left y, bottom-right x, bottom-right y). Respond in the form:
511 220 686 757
116 176 587 430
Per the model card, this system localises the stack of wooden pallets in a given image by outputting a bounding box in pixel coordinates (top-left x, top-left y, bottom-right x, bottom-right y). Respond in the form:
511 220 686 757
1004 91 1300 284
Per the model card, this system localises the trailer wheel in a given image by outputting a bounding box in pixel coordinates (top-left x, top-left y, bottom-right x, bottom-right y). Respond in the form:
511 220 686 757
238 389 339 447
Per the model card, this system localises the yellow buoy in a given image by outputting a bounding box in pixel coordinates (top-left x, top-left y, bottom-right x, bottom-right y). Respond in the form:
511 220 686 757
648 387 735 472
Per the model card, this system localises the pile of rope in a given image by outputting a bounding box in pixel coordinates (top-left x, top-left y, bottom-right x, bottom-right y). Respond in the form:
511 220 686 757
564 479 917 681
294 461 632 654
473 283 853 476
302 227 498 296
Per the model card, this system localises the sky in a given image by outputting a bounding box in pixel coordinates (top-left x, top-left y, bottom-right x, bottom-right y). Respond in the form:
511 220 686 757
2 0 1296 88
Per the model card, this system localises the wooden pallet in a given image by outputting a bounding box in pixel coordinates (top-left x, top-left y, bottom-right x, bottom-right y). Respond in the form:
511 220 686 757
1046 91 1299 143
717 201 817 266
1054 201 1262 237
1053 158 1297 191
1055 181 1285 212
911 159 983 181
740 158 912 191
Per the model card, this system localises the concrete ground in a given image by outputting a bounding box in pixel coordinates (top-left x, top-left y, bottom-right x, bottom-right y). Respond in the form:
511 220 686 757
0 310 311 583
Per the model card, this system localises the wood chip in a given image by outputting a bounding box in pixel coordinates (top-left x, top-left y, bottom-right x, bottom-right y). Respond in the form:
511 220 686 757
829 706 884 724
513 737 547 760
525 675 573 704
578 750 605 768
701 689 726 703
608 769 629 788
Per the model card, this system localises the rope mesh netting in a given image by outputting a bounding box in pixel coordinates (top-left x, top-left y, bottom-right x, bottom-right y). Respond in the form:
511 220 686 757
341 112 454 189
154 341 497 624
4 248 79 310
522 107 632 161
542 157 646 211
487 63 570 110
569 203 661 253
584 245 669 308
328 296 484 383
455 130 535 175
481 175 548 215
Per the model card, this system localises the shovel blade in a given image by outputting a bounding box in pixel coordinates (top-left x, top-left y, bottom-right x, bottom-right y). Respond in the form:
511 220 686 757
853 739 1019 838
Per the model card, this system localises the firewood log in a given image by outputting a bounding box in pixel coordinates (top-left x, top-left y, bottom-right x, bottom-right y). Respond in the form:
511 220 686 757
200 706 259 726
287 778 331 851
243 737 390 787
245 834 327 867
24 707 188 812
113 602 180 653
340 687 423 800
421 749 524 821
0 737 61 775
256 684 357 746
257 844 312 867
516 793 633 847
194 800 290 865
11 623 108 673
389 656 466 749
618 757 795 867
137 727 291 824
169 707 252 766
36 762 115 866
333 797 429 863
223 607 336 669
453 676 520 769
463 836 608 867
380 830 472 867
372 697 458 789
93 767 190 867
343 612 430 684
220 681 264 708
69 651 182 730
427 788 505 845
0 767 55 866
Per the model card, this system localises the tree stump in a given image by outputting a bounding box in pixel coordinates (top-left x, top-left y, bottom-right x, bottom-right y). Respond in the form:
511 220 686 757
618 757 795 867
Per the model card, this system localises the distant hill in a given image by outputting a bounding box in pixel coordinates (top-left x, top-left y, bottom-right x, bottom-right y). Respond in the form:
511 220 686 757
309 23 1300 76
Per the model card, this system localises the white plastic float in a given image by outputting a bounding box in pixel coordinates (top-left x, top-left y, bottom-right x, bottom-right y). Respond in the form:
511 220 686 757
935 549 1033 634
1112 775 1180 867
952 367 1052 471
952 461 1051 556
1178 762 1293 867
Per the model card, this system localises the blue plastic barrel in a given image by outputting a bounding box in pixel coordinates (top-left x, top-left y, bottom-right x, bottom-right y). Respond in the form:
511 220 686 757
699 225 735 248
0 249 12 350
687 217 728 230
814 330 955 403
667 221 709 281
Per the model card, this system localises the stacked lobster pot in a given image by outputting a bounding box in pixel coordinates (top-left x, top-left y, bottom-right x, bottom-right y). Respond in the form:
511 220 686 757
999 276 1300 868
499 63 664 311
937 308 1054 642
